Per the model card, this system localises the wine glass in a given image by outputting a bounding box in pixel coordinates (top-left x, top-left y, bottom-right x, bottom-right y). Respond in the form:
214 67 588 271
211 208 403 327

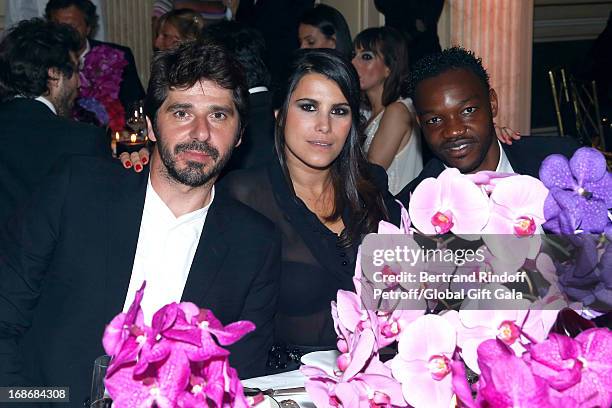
126 100 148 140
90 355 112 408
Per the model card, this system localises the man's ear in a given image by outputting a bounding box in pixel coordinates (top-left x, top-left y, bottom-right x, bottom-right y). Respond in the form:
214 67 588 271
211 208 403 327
234 128 243 148
47 67 61 84
489 88 498 119
146 117 157 142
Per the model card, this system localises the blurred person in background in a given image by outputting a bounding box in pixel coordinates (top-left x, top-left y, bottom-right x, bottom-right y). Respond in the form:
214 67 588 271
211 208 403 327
0 18 109 226
154 8 206 51
374 0 444 65
298 4 353 61
353 27 422 195
45 0 145 129
204 21 276 174
5 0 106 40
236 0 315 108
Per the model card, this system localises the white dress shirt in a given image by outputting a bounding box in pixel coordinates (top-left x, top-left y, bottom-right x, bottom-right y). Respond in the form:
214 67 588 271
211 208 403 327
34 96 57 115
495 140 515 173
123 177 214 322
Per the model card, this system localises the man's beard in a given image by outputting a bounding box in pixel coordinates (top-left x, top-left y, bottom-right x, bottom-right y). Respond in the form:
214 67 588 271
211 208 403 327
157 137 234 187
55 86 76 118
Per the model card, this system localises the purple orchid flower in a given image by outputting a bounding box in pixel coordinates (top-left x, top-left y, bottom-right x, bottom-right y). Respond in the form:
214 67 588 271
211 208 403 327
539 147 612 234
553 234 612 308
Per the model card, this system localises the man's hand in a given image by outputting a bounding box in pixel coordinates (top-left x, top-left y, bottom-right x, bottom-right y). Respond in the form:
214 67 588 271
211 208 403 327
119 147 149 172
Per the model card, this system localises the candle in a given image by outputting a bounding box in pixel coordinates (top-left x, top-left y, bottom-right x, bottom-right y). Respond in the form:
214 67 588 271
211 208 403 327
116 133 147 155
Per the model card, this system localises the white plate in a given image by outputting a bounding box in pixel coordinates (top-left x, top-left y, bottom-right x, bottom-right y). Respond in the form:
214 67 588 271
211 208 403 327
252 395 280 408
300 350 339 375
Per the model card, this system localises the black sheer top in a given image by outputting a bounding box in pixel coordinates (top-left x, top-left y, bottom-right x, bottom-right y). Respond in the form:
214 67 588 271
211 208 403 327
220 161 401 348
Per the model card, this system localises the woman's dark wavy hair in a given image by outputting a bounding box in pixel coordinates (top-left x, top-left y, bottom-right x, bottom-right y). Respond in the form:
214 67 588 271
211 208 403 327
0 18 80 101
144 39 249 139
275 49 390 247
45 0 99 37
157 9 205 43
354 27 410 107
299 4 353 61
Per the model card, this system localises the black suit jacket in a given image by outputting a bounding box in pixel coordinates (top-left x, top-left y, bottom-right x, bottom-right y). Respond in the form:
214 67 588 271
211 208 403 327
0 98 110 226
236 0 315 104
89 39 145 113
395 136 580 205
221 90 276 176
0 157 280 406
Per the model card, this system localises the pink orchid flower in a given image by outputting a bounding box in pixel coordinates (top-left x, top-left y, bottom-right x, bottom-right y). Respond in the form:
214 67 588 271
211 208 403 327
482 175 549 236
409 168 490 235
390 313 458 408
480 233 542 275
332 290 423 352
302 332 405 408
525 328 612 407
465 171 515 195
453 284 535 374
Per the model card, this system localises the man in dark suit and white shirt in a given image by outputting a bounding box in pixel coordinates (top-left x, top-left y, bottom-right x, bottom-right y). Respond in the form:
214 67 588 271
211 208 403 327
395 47 579 206
0 18 110 225
0 40 280 406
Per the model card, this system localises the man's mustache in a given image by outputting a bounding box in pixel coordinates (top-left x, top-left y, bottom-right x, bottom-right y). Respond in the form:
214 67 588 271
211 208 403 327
174 141 219 160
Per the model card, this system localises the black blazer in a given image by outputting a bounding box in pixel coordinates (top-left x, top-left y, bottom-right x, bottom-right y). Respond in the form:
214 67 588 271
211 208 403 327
0 157 280 406
395 136 580 206
222 90 276 176
0 98 110 225
89 39 146 113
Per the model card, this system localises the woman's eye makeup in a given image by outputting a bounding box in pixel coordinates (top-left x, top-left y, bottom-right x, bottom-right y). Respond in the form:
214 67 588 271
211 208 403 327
298 102 317 112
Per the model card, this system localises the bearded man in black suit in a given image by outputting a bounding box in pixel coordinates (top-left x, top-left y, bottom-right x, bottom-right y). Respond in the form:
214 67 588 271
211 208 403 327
45 0 145 126
0 18 110 226
395 47 579 206
0 40 280 406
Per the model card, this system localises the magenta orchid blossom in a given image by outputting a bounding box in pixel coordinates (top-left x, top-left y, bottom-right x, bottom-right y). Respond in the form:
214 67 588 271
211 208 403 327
102 282 254 408
525 328 612 407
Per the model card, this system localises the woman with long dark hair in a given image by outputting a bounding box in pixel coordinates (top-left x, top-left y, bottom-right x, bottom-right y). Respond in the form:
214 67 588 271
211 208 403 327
221 49 400 371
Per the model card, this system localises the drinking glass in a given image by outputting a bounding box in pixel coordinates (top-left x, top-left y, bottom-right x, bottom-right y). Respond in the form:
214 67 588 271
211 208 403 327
126 100 148 140
90 355 112 408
